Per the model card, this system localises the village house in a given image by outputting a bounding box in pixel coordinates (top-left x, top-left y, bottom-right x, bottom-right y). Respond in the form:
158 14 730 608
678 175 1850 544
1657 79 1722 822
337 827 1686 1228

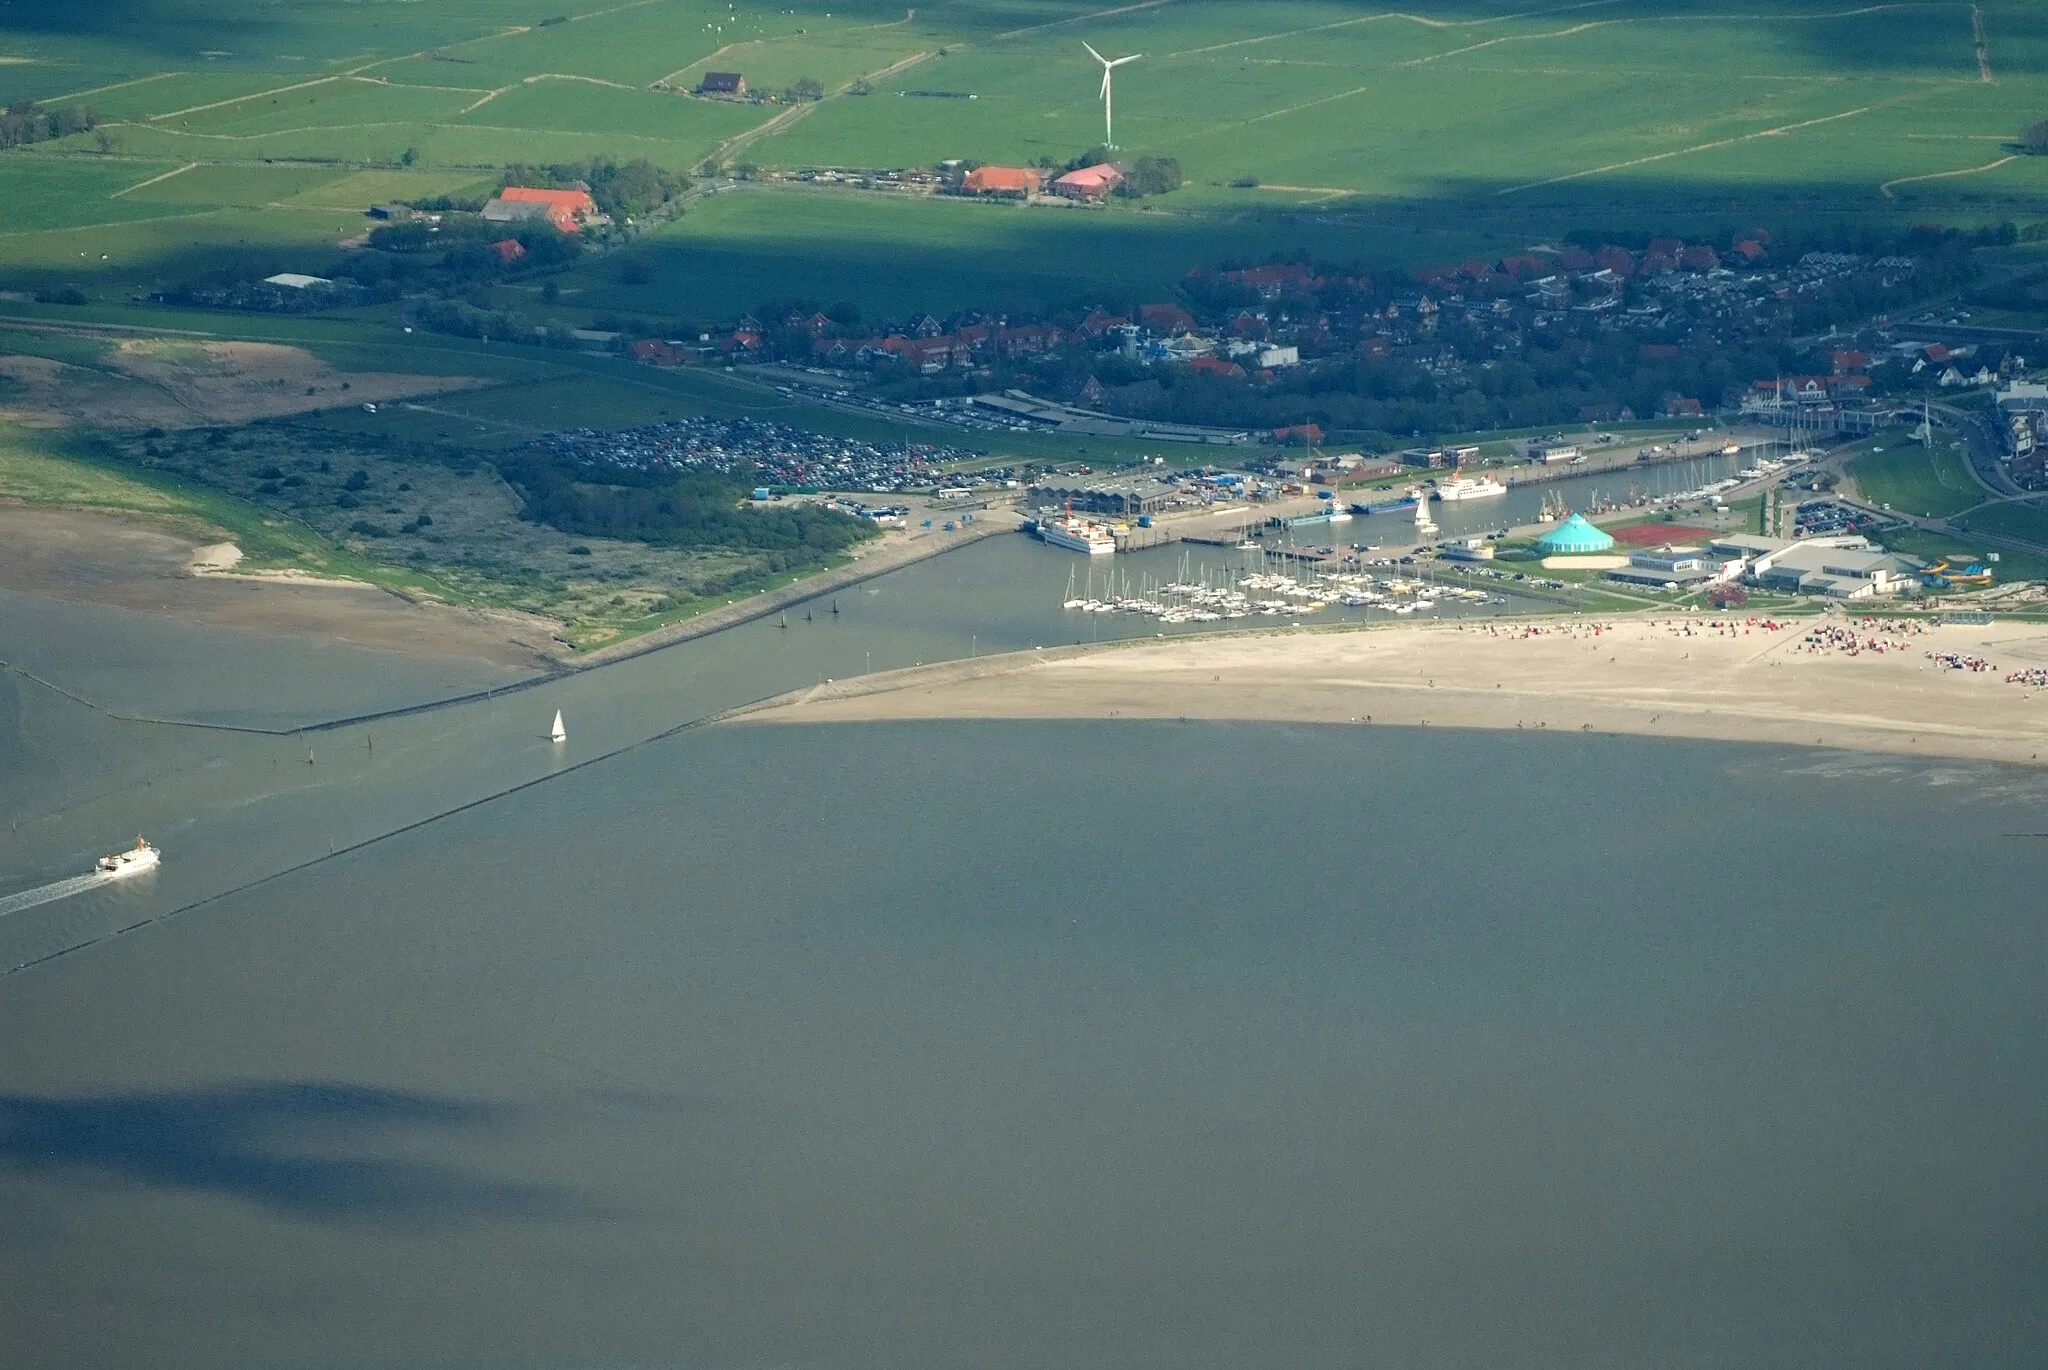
629 338 685 366
1139 301 1197 335
697 72 746 97
1052 164 1122 202
483 186 600 232
962 165 1040 198
1076 308 1130 338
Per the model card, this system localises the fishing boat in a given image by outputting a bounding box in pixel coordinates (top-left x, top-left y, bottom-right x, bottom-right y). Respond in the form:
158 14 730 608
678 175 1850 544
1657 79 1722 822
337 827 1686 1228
96 837 159 878
550 710 567 742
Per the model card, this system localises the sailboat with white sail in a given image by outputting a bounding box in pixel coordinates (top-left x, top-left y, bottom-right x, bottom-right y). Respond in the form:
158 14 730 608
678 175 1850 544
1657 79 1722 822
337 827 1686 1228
550 710 566 742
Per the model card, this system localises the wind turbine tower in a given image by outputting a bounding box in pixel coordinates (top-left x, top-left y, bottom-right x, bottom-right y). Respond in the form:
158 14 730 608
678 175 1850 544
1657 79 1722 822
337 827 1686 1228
1083 41 1142 150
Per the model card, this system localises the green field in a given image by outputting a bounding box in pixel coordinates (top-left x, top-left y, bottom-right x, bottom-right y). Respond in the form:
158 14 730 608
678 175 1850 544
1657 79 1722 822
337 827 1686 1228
1848 432 1985 519
4 0 2047 314
1957 497 2048 546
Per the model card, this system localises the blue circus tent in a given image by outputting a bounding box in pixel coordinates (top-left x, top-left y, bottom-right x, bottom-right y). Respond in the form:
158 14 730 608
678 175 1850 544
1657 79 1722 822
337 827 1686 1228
1533 513 1616 555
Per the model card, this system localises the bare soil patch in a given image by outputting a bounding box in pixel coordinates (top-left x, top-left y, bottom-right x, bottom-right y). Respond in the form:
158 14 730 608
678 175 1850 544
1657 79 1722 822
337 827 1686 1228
110 340 488 426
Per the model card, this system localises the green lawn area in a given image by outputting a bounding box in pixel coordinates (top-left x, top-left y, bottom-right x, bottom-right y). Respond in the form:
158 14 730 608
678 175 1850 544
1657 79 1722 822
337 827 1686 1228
1956 498 2048 548
1848 433 1983 519
1882 525 2048 583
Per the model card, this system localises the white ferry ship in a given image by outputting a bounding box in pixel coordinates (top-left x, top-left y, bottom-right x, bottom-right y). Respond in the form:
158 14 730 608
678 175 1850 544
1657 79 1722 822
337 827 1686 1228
1433 476 1508 501
96 837 159 878
1037 513 1116 555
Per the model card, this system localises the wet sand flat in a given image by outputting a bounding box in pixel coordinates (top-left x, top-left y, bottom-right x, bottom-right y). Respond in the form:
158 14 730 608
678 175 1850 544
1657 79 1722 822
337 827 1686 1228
0 505 558 673
732 615 2048 766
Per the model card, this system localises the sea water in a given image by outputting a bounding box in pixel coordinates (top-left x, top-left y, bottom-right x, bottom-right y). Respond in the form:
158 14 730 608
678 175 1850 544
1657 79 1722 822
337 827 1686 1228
1 538 2043 1369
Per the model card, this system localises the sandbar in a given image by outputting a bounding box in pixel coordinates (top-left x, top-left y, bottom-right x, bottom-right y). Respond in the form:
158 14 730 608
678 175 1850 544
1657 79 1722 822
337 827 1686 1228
730 614 2048 766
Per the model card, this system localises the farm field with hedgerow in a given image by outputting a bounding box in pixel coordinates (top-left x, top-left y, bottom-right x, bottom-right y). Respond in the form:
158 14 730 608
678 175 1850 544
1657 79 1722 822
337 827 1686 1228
1 0 2046 317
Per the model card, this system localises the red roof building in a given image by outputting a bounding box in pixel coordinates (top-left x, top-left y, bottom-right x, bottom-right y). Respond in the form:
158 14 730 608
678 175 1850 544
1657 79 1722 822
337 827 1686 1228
1052 164 1123 201
963 166 1040 197
629 338 683 366
1139 302 1197 334
487 185 599 231
489 238 526 264
1593 245 1635 276
1077 308 1130 338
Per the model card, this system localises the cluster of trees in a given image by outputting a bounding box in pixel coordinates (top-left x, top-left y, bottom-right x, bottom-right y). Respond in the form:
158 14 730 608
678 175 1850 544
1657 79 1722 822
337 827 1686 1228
498 158 688 222
1 99 97 148
501 458 873 566
363 217 583 271
781 77 824 102
1117 155 1182 198
404 297 581 346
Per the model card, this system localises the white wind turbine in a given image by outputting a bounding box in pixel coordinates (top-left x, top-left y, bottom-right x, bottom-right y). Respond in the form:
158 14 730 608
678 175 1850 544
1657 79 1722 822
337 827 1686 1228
1082 41 1141 150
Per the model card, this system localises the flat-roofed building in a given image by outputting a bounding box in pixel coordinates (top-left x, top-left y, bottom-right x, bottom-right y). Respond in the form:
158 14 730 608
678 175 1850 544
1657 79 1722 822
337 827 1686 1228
1032 474 1182 516
1605 545 1726 589
1755 543 1921 598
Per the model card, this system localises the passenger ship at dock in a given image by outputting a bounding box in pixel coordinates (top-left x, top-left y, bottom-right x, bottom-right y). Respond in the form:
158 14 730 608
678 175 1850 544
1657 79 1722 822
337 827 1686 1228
1432 475 1508 501
1036 512 1117 555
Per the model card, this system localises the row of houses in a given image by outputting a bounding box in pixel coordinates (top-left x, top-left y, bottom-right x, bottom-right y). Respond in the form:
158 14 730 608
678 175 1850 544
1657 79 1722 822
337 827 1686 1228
956 162 1125 202
1412 232 1772 295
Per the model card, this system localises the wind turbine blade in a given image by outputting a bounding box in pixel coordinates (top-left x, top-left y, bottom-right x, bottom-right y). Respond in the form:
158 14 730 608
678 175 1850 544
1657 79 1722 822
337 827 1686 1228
1110 53 1142 67
1082 41 1106 64
1100 70 1111 99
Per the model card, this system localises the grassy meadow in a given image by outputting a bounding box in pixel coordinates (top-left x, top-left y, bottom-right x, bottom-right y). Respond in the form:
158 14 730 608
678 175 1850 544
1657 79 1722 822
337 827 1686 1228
1847 433 1985 519
0 0 2044 314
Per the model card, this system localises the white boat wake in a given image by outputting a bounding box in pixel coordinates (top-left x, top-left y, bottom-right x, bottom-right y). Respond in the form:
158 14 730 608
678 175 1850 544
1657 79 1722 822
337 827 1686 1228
0 873 110 920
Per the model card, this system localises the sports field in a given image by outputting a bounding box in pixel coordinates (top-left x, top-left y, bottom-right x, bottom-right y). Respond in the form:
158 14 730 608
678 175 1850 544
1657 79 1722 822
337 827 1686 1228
3 0 2046 312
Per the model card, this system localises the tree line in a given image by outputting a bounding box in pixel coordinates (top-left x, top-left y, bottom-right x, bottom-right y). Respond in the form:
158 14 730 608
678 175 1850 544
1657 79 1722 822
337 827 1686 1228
1 99 98 148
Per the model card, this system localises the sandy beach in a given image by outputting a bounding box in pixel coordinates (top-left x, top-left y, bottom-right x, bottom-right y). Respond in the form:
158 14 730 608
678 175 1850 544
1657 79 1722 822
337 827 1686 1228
731 613 2048 766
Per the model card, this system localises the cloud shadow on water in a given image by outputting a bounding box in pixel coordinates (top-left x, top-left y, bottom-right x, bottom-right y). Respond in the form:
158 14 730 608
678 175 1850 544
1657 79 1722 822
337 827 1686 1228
0 1081 580 1225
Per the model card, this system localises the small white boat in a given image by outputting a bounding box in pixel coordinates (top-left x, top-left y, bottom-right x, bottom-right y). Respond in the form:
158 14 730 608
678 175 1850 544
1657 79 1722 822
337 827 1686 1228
96 837 159 878
550 710 567 742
